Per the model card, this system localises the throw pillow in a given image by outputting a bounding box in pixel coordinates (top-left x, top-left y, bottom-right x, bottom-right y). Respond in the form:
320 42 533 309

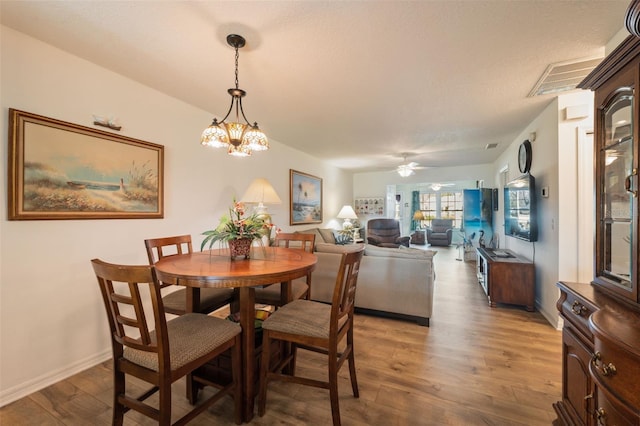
318 228 337 244
295 228 324 248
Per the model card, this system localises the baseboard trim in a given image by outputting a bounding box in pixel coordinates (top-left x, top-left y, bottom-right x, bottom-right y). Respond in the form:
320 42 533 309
354 307 430 326
536 300 562 330
0 349 111 407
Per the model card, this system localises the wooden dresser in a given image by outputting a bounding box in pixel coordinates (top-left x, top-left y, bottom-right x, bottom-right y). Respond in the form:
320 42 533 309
555 282 640 425
554 13 640 425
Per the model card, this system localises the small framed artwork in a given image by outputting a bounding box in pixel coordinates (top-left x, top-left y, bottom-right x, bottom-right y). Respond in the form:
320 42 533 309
8 109 164 220
290 169 322 225
354 197 384 215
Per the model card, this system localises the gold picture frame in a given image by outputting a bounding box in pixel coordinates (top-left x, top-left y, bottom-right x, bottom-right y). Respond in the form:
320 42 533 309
289 169 322 225
8 109 164 220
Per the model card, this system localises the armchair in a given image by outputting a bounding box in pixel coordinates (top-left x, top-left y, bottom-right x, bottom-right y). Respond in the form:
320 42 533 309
366 218 410 248
426 219 453 246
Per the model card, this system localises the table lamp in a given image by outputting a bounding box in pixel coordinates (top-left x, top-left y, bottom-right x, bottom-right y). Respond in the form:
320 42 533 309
337 205 358 229
413 210 425 229
240 178 282 219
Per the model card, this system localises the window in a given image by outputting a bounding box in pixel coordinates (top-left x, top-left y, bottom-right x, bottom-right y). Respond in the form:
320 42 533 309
419 191 463 228
440 191 463 228
420 193 437 227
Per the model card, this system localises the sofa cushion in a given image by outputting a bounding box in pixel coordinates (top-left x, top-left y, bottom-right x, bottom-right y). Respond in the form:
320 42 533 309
365 244 436 260
295 227 338 245
318 228 337 244
315 242 365 254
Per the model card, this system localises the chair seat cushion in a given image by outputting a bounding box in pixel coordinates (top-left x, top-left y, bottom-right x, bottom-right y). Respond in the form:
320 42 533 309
124 313 240 372
262 299 346 339
162 287 234 314
254 279 309 305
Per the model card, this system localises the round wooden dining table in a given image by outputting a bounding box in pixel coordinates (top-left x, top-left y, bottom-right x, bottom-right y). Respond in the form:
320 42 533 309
154 246 317 423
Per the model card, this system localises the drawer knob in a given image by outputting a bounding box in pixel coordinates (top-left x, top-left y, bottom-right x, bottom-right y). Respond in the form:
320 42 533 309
571 300 587 315
596 407 607 425
591 352 617 377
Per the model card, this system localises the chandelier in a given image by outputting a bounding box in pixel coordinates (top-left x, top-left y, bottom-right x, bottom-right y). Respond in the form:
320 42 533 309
397 165 415 177
201 34 268 157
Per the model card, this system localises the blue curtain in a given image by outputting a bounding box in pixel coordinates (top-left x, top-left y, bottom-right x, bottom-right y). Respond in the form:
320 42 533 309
411 190 420 231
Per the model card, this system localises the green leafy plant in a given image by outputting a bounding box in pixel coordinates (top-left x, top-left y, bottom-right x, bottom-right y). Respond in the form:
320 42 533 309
201 200 272 251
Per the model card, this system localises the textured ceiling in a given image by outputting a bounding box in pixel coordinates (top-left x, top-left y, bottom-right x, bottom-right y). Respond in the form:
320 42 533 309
0 1 630 173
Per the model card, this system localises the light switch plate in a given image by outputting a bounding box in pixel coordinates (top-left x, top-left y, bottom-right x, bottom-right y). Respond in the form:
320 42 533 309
541 186 549 198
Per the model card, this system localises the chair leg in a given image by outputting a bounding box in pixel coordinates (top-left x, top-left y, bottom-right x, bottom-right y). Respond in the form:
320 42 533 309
159 379 171 426
289 343 298 375
347 327 359 398
257 330 272 417
188 374 199 404
113 369 125 426
328 346 341 426
231 335 243 425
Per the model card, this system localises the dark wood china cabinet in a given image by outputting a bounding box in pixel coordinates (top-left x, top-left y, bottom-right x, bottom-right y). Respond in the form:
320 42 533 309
554 13 640 426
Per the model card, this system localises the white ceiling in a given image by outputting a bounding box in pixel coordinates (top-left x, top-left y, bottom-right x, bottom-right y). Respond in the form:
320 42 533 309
0 1 629 173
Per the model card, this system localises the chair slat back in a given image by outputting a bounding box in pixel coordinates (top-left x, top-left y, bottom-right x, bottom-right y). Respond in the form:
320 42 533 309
91 259 168 357
144 235 193 288
273 232 315 252
145 234 193 264
330 248 364 328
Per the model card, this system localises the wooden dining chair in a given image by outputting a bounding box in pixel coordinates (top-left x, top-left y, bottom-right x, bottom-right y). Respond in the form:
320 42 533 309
145 235 235 315
254 232 316 307
257 247 365 426
91 259 242 425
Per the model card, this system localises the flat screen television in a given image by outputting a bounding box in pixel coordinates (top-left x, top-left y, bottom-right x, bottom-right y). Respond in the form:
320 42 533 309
504 173 537 242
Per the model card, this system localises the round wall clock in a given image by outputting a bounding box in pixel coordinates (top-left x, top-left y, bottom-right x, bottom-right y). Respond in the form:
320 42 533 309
518 140 532 174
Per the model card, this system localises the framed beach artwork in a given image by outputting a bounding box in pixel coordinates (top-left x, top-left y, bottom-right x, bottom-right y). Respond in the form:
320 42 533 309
8 109 164 220
289 169 322 225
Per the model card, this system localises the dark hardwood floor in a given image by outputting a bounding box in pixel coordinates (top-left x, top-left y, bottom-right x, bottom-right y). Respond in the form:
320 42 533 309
0 246 561 425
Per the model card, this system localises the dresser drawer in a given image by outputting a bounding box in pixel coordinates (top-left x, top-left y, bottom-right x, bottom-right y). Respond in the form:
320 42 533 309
591 338 640 410
561 291 595 340
594 387 637 426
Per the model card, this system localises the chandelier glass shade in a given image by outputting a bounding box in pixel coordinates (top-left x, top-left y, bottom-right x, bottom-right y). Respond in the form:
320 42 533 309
397 165 415 177
201 34 268 156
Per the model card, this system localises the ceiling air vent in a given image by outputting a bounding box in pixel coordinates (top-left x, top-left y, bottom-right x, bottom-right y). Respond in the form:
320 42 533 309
528 56 603 97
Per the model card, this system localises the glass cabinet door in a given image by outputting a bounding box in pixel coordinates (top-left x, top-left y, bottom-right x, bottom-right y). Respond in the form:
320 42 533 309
598 89 635 291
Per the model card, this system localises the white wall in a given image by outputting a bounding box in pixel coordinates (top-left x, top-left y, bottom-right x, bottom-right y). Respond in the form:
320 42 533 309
491 90 593 328
492 99 560 324
557 92 595 286
0 26 353 405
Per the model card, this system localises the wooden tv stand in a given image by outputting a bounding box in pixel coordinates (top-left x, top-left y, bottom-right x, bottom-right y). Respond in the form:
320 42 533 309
476 247 535 311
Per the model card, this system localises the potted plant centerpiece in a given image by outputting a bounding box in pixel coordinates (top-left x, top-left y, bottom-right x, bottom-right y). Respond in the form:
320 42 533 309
201 200 272 259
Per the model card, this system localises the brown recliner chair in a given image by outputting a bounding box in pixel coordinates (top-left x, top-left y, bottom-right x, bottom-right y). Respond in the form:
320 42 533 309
426 218 453 246
366 218 411 248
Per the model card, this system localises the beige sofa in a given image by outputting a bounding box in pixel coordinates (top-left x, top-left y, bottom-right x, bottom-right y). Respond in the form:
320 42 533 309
296 228 436 326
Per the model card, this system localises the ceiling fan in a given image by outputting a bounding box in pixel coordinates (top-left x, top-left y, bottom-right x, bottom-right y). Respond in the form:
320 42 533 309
396 154 425 177
428 182 455 191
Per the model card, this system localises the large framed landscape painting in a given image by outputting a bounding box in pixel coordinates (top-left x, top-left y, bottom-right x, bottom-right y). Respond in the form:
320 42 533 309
289 169 322 225
8 109 164 220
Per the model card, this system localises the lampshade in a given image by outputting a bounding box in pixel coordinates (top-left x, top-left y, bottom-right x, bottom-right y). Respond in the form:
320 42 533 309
337 205 358 219
241 178 282 205
337 205 358 229
413 210 425 221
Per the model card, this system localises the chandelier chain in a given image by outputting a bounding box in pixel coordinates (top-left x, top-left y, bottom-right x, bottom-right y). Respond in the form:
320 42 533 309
234 47 240 89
